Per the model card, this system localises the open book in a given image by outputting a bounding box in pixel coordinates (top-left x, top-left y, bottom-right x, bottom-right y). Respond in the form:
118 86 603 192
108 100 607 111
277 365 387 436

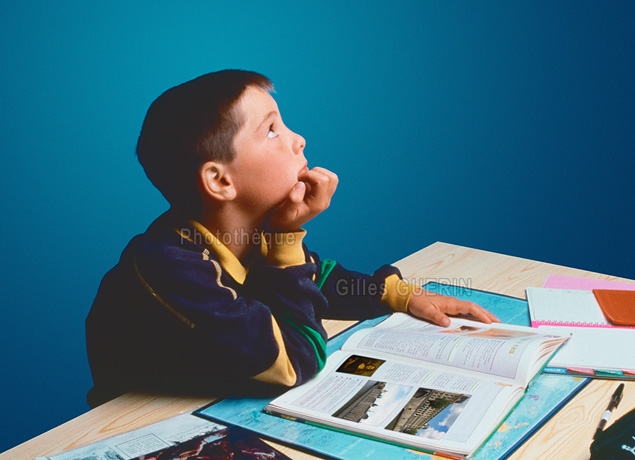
265 313 568 459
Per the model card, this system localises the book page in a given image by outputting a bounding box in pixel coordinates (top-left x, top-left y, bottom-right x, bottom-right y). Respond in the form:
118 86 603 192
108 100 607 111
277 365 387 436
267 350 522 457
538 325 635 372
341 314 563 383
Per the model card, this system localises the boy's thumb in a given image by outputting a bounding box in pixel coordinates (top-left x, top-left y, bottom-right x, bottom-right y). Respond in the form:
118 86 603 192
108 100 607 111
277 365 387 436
289 181 306 203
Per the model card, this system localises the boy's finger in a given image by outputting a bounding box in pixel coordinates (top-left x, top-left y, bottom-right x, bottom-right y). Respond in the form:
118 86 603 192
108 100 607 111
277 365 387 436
311 167 339 194
269 182 307 228
302 169 337 207
311 167 338 181
279 183 307 220
461 301 498 324
486 309 501 323
422 308 452 328
304 166 336 177
288 181 307 203
469 302 500 323
302 168 338 189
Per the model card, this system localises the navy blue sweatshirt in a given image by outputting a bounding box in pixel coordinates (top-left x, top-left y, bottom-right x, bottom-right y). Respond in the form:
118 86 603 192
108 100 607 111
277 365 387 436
86 213 416 407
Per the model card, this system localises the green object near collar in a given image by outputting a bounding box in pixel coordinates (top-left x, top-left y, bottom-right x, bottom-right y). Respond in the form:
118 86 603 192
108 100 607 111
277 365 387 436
316 259 337 289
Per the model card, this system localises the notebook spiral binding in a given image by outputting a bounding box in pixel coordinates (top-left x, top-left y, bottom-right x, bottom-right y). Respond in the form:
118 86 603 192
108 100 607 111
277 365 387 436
531 320 614 328
531 320 635 329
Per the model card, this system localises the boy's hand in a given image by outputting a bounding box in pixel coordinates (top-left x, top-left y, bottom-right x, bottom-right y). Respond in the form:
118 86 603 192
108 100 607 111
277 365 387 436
268 167 338 232
407 289 500 327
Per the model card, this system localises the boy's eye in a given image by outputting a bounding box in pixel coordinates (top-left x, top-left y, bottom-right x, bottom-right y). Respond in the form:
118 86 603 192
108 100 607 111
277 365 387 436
267 125 278 139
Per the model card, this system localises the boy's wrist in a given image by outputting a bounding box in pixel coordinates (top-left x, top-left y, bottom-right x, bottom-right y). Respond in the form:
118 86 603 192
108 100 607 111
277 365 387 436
381 274 418 313
266 225 303 233
264 230 307 268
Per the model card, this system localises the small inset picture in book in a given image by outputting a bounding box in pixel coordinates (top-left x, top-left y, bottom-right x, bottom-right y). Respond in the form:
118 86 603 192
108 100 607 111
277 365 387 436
385 387 471 440
440 325 535 340
336 355 385 377
332 380 413 426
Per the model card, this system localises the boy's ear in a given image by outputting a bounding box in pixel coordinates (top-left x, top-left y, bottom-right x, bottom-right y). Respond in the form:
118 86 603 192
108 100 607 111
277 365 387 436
199 161 237 201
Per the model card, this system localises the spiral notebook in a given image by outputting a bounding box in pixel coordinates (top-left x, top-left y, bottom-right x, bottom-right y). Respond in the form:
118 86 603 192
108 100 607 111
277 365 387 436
526 287 613 328
526 287 635 378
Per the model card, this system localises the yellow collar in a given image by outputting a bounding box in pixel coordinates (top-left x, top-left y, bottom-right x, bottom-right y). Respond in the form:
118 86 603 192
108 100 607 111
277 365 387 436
175 220 268 285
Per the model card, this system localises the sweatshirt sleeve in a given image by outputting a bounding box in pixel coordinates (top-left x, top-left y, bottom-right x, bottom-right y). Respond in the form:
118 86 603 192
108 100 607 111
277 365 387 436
311 251 417 320
134 230 327 390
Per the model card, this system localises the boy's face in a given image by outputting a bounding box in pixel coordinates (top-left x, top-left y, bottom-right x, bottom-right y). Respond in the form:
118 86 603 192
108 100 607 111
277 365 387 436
228 86 308 216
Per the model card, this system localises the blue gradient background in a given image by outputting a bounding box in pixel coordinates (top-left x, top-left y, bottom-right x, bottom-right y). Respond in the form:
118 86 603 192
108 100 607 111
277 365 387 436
1 1 633 453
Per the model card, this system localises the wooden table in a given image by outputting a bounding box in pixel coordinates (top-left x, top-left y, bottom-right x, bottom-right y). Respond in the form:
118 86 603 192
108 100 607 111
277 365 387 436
3 242 634 460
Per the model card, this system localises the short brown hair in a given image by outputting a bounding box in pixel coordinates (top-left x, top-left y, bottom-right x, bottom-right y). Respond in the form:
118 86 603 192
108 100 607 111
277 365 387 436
136 70 273 213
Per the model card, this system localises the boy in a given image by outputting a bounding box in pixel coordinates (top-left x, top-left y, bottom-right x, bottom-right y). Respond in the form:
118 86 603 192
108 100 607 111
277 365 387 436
86 70 497 408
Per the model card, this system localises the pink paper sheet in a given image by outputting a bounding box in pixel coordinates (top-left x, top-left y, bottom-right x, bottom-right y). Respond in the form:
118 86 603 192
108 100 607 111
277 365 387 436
543 274 635 290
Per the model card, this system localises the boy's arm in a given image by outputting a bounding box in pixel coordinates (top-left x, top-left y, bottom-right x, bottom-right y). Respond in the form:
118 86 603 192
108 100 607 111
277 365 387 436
315 256 499 325
314 256 396 320
136 232 327 389
126 167 339 390
244 230 329 385
267 166 497 326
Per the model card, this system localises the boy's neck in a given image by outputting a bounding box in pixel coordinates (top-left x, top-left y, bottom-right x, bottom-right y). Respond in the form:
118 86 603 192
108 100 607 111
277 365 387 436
196 204 265 261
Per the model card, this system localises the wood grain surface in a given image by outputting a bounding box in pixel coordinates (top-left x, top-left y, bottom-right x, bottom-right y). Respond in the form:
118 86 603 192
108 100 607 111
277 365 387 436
3 242 633 460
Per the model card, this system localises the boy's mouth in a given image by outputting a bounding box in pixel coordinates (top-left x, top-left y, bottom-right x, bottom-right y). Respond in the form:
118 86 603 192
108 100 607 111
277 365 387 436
298 162 309 177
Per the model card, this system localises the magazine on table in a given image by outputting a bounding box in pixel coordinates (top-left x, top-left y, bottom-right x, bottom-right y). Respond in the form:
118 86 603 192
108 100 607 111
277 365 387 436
35 413 291 460
265 313 569 459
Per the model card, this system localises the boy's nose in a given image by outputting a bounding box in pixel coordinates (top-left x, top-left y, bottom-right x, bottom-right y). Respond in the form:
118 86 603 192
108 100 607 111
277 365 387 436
293 132 306 155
